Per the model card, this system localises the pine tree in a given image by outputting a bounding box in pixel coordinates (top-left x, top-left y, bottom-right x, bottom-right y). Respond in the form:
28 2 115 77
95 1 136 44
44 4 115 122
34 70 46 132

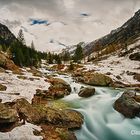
56 55 62 64
17 29 25 45
73 45 83 63
24 48 31 66
17 48 25 66
63 51 70 63
47 52 53 64
31 41 35 50
10 41 24 66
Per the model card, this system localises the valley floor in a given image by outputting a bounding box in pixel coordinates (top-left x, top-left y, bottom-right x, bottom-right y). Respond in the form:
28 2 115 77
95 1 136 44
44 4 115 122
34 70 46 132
0 45 139 140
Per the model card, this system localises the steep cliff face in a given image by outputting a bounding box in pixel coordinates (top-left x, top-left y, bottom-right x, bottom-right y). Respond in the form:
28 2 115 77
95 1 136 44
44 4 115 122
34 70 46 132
0 23 16 46
84 9 140 58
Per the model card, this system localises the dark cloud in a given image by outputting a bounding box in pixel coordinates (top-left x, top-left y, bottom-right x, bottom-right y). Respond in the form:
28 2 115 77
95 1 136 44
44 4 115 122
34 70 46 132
0 0 139 23
0 0 140 29
0 0 65 18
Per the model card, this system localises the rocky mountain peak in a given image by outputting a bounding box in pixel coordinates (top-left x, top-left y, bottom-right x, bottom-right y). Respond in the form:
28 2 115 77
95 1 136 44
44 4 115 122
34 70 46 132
0 23 16 46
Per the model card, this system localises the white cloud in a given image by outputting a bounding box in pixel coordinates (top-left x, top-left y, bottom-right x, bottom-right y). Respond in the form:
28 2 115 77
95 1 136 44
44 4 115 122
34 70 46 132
0 0 140 52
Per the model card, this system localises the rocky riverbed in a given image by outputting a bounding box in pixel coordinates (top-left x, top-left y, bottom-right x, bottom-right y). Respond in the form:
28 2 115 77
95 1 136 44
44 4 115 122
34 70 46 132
0 61 140 140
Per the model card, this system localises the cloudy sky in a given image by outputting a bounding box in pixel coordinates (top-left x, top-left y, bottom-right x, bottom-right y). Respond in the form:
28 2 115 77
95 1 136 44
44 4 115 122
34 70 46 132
0 0 140 52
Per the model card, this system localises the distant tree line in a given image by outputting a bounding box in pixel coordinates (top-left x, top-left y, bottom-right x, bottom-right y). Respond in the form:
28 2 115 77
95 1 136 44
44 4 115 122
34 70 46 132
44 43 84 65
0 29 85 67
62 44 84 63
0 29 46 67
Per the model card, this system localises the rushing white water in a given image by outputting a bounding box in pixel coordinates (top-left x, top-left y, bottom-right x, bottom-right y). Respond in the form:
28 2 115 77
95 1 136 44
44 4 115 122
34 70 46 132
39 68 140 140
59 74 140 140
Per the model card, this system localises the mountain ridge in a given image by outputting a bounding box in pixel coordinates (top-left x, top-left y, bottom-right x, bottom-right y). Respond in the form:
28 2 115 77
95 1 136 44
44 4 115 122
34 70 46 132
0 23 17 47
61 9 140 61
83 9 140 59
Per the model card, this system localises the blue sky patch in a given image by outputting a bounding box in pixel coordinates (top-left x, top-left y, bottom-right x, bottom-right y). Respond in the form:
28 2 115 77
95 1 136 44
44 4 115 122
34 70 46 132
30 19 49 25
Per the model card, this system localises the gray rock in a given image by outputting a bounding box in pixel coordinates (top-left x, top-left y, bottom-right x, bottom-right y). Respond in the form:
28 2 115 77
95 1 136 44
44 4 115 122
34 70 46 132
0 103 18 123
129 52 140 61
114 91 140 118
84 73 113 86
134 74 140 82
78 87 95 97
12 98 84 129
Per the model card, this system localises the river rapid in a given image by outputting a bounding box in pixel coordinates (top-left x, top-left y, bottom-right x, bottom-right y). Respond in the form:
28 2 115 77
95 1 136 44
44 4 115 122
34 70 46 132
58 74 140 140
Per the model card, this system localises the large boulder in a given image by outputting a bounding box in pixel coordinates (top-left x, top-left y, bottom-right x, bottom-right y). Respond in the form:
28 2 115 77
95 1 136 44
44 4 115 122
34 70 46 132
0 84 7 91
40 125 77 140
48 86 70 99
28 67 42 77
85 73 113 86
129 52 140 61
48 78 71 93
134 74 140 82
0 52 7 67
1 98 83 137
78 87 95 97
0 51 21 73
114 91 140 118
12 98 84 129
12 98 41 124
6 60 21 74
123 90 136 97
0 103 18 123
63 109 84 129
45 108 83 129
38 78 72 99
74 71 113 86
112 81 129 88
36 88 69 99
